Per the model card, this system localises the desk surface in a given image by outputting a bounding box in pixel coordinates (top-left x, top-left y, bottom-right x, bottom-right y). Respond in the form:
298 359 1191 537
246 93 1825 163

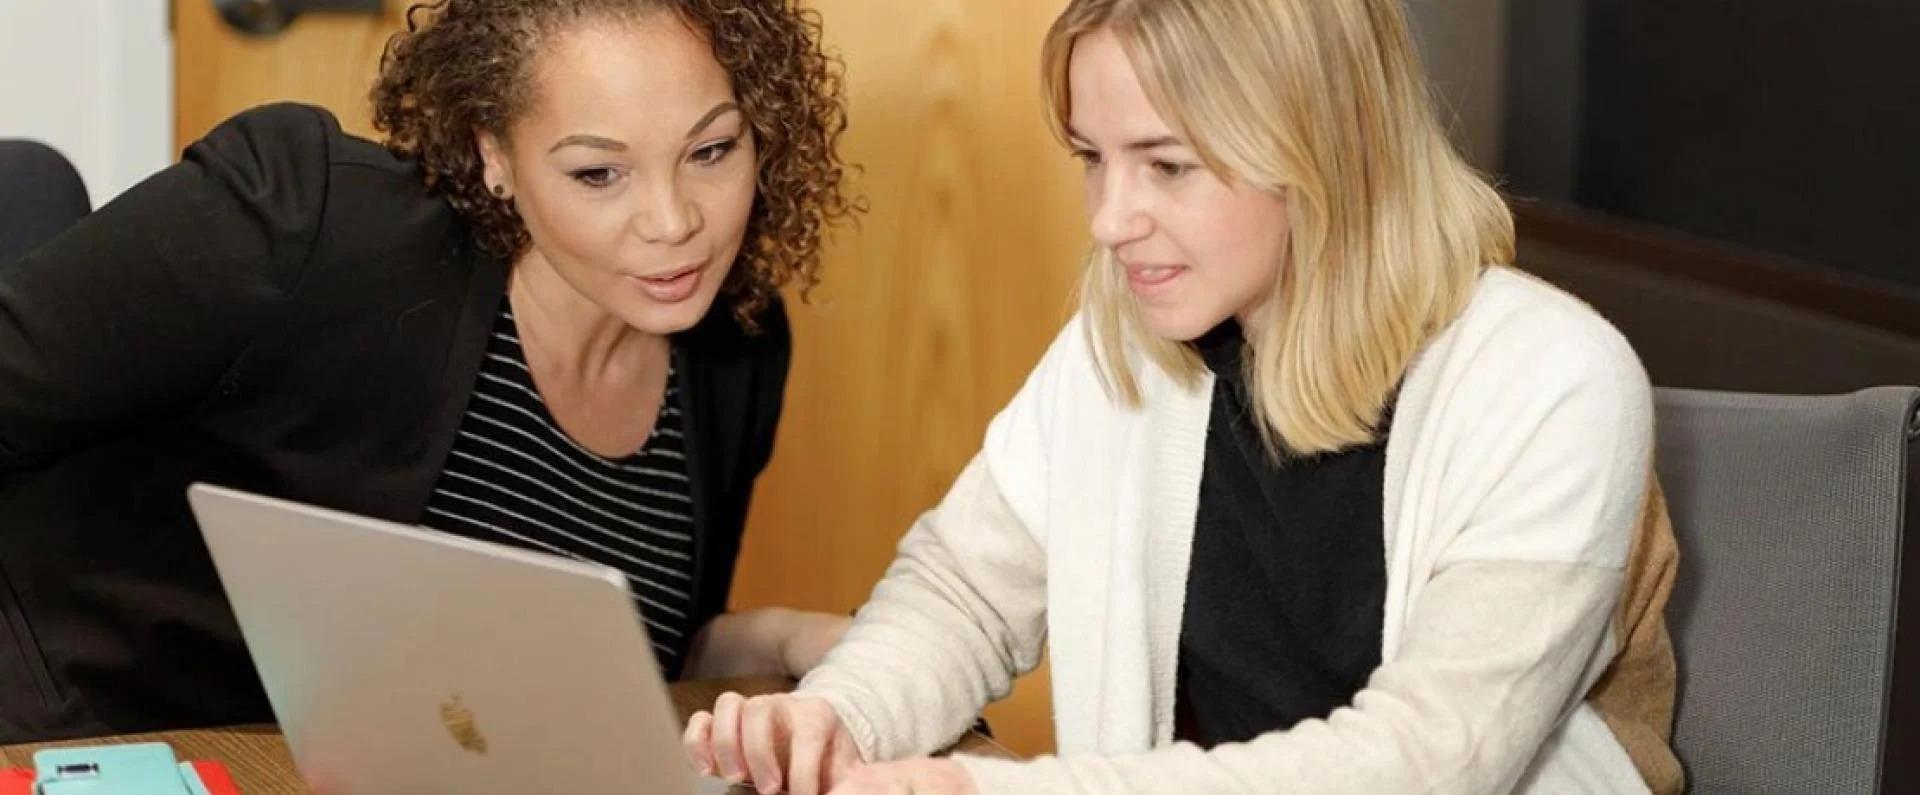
0 678 1012 793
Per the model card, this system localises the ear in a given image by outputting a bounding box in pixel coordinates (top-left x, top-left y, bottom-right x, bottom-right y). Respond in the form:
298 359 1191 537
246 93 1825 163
476 128 514 199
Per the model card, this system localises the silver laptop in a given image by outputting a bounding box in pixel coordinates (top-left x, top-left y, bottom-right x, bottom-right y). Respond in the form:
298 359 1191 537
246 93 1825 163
187 484 731 794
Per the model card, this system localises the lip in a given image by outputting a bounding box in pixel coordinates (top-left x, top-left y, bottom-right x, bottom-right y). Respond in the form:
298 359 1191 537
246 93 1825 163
623 262 706 303
1123 263 1189 297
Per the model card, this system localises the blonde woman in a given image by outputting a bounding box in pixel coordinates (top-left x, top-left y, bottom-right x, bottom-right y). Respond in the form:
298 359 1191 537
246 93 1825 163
684 0 1681 792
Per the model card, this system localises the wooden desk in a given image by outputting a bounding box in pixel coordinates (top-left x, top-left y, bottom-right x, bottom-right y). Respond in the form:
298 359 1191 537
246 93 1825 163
0 678 1012 793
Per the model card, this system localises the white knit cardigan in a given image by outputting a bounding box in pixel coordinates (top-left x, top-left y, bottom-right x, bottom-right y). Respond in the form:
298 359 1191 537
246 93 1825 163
799 268 1655 793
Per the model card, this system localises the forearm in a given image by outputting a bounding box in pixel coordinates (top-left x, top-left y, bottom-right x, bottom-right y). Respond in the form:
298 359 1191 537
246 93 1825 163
798 455 1049 763
683 607 850 680
951 561 1624 794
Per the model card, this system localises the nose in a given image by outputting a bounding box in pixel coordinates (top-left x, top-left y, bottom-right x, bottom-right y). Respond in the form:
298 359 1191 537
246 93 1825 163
1087 169 1151 250
632 178 703 245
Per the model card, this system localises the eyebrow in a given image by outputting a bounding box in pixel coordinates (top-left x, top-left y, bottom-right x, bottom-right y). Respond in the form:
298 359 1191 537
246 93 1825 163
545 103 742 155
548 134 627 154
1065 127 1185 152
685 102 742 139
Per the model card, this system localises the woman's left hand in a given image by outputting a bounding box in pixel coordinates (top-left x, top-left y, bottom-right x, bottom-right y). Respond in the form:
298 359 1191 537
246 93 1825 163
828 758 978 795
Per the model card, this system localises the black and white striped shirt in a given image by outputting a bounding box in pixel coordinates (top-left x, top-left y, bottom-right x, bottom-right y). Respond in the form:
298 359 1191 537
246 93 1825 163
421 302 698 675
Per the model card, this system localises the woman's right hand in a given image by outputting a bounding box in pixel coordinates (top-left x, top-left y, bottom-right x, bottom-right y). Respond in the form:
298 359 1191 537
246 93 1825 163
683 691 864 795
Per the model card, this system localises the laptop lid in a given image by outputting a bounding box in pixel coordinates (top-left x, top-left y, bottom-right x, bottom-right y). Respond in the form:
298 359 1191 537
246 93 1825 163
187 483 708 794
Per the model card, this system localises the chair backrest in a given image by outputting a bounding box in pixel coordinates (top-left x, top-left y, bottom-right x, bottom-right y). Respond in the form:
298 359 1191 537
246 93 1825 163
1654 386 1920 794
0 139 91 266
1521 238 1920 397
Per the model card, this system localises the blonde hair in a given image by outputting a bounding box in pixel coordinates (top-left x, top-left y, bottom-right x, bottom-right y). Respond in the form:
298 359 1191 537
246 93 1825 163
1041 0 1514 455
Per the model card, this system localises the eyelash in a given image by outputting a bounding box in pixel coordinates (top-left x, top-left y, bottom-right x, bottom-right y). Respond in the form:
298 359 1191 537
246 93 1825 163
691 139 738 167
569 167 621 189
566 140 739 189
1152 160 1195 179
1070 149 1195 180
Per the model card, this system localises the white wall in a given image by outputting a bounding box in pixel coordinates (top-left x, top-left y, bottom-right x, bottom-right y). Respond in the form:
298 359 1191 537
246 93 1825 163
0 0 173 207
1404 0 1510 173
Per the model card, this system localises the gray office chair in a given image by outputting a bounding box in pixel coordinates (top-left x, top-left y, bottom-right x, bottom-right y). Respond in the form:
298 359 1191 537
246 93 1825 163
1654 386 1920 793
0 139 92 266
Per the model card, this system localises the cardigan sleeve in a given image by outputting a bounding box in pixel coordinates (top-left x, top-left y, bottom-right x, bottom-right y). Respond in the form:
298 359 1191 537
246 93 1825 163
792 321 1073 763
953 309 1656 794
794 318 1077 762
0 103 331 473
795 451 1051 763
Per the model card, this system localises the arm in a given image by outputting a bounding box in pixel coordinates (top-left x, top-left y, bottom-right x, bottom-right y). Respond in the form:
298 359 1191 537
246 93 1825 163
951 325 1655 794
682 456 1048 795
685 323 1073 795
0 104 330 472
681 606 851 680
792 314 1075 763
797 452 1050 762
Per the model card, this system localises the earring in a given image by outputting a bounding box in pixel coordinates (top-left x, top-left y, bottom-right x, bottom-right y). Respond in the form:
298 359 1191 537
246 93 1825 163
490 184 506 198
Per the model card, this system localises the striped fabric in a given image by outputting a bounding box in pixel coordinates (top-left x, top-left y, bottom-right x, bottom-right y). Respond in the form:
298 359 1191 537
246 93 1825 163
421 302 698 675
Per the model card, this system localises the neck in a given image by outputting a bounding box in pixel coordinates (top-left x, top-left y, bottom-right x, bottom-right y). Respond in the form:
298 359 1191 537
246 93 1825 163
508 248 663 380
1235 295 1278 339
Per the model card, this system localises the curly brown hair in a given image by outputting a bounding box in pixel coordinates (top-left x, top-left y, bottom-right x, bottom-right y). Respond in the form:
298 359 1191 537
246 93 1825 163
370 0 858 330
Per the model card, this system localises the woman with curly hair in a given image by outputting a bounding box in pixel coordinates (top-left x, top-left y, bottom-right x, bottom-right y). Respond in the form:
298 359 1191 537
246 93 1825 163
0 0 856 741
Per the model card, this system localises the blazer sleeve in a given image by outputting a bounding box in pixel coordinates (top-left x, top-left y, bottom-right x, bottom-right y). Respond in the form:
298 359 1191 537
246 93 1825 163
0 103 332 472
745 295 792 479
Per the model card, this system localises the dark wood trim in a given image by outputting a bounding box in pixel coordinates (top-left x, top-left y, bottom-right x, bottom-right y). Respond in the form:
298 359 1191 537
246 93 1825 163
1513 201 1920 339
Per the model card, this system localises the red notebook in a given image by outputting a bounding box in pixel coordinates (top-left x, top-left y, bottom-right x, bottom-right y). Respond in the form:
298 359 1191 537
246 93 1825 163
188 760 243 795
0 759 239 794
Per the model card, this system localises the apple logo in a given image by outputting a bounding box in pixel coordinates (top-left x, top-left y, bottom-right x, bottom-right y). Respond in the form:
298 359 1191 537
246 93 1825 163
440 694 489 755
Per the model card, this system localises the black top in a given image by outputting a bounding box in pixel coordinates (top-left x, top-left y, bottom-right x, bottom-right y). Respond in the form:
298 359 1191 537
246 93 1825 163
0 104 789 742
422 303 699 676
1174 323 1388 748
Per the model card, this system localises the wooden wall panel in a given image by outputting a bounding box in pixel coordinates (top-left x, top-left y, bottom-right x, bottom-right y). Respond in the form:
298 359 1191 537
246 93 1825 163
172 0 1085 757
173 2 407 146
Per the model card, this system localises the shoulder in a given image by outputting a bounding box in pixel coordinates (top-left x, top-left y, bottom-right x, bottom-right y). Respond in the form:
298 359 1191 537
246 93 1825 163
984 313 1118 457
1400 266 1654 485
192 102 407 176
190 102 457 247
1399 268 1656 567
1019 311 1209 427
186 102 336 167
1425 267 1649 407
175 103 337 236
982 312 1144 478
1460 267 1633 353
1015 312 1115 404
187 102 411 191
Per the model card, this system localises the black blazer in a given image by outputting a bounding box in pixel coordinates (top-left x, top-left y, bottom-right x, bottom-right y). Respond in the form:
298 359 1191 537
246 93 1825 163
0 104 789 742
